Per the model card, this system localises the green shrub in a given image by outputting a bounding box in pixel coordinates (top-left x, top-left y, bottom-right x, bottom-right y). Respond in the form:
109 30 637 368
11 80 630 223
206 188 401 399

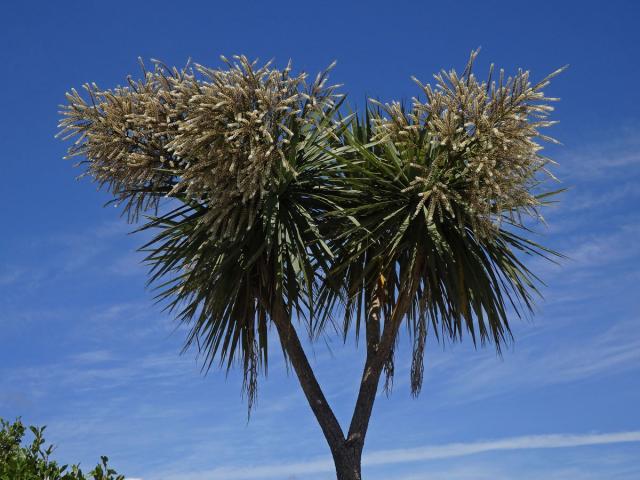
0 418 124 480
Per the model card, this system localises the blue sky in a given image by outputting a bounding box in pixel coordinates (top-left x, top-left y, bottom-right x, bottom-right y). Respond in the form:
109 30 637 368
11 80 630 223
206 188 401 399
1 1 639 479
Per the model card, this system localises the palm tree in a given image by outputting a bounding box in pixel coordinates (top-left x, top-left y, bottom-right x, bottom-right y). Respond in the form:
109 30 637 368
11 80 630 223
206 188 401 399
58 52 564 480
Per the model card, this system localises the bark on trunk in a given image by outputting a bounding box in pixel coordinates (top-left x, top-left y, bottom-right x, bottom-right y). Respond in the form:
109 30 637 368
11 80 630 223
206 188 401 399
346 275 394 457
270 281 409 480
271 309 346 458
271 304 367 480
332 448 362 480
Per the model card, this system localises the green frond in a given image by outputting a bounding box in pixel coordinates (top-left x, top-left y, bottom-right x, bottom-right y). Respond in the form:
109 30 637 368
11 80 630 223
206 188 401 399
59 56 345 411
324 51 564 393
59 51 564 406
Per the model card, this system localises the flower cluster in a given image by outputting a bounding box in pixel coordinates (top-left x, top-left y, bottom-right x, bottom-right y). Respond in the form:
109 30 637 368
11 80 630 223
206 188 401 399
371 50 564 237
58 56 340 237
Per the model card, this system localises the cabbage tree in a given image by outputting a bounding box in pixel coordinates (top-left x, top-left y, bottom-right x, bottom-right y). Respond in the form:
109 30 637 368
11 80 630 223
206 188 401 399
58 52 563 480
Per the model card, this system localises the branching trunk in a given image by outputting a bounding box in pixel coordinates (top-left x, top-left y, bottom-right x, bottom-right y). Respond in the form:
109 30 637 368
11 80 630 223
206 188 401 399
347 275 404 461
271 310 346 460
271 280 409 480
271 304 364 479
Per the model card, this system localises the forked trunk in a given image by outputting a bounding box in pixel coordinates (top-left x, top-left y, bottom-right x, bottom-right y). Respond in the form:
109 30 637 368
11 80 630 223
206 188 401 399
271 289 397 480
332 447 362 480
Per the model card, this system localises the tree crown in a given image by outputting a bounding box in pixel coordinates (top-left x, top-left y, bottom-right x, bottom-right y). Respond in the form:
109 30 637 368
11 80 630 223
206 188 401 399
58 52 564 408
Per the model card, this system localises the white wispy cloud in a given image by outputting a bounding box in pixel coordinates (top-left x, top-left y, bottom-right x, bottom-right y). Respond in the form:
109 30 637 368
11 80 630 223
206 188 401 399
555 127 640 181
428 316 640 405
158 431 640 480
362 431 640 466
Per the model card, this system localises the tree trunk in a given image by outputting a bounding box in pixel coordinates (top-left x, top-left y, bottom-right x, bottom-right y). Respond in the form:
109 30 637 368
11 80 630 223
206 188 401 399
271 304 367 480
270 288 403 480
271 311 344 448
332 447 362 480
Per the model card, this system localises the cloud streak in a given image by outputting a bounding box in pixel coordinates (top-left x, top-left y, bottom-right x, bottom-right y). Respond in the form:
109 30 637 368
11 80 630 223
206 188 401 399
161 431 640 480
429 316 640 405
362 431 640 466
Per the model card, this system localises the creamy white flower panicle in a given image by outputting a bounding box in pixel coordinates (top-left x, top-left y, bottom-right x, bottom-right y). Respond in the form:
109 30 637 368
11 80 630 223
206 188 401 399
372 50 565 237
57 55 340 238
